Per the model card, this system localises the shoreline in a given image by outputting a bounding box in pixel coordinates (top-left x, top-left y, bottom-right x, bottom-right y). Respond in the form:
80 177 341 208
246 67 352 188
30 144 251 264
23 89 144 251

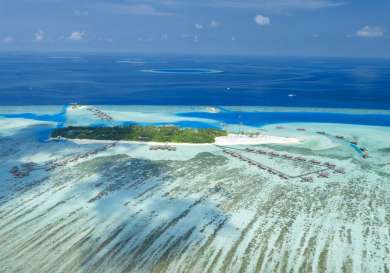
57 133 301 146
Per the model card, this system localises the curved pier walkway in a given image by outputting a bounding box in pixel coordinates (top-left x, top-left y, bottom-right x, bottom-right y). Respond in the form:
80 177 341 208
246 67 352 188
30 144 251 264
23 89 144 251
216 145 345 182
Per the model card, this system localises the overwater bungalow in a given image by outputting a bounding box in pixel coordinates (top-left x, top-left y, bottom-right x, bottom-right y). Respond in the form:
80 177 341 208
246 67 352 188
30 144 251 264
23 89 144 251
335 168 345 174
269 152 279 157
309 159 321 164
323 162 336 169
302 177 313 182
318 172 330 178
150 145 176 151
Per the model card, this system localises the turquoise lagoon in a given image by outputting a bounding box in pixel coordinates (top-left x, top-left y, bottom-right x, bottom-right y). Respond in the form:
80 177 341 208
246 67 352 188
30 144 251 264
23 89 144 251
0 105 389 273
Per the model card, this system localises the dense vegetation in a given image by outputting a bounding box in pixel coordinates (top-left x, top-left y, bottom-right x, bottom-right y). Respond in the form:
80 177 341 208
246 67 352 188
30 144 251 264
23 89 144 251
52 125 227 144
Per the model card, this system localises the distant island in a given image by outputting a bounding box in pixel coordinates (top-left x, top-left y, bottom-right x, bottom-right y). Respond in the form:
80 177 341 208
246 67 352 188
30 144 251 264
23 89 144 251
52 125 228 144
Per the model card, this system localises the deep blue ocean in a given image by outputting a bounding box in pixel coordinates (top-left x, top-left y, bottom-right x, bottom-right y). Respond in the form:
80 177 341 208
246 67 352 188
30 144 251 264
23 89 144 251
1 53 390 109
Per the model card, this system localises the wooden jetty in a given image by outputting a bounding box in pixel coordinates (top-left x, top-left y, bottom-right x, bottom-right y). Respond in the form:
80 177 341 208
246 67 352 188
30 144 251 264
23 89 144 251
45 142 118 172
243 148 343 174
218 145 344 182
223 149 290 180
291 126 368 159
86 107 113 121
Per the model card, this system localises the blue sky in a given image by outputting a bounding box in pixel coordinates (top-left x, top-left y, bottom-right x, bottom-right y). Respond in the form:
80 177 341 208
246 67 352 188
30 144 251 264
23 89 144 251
0 0 389 57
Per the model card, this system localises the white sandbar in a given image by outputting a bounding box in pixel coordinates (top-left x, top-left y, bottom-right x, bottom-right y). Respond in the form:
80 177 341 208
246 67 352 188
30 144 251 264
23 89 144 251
64 133 300 147
214 134 300 146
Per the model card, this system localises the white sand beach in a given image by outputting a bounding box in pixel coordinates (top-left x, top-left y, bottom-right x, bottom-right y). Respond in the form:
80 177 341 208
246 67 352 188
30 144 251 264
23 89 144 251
60 133 300 147
214 133 300 145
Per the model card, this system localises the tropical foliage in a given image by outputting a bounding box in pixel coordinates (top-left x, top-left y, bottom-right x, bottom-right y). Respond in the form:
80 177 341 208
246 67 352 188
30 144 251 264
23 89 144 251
52 125 227 144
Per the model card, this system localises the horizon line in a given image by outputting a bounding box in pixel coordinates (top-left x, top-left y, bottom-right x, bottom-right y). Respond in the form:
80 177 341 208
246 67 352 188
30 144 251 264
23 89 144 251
0 50 389 60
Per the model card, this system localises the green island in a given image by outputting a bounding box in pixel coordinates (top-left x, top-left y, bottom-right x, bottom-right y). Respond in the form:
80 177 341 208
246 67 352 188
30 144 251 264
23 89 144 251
52 125 228 144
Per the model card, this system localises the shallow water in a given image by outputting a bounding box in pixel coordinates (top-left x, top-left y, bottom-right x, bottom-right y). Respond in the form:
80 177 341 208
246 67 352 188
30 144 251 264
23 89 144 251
178 109 390 127
0 106 389 273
